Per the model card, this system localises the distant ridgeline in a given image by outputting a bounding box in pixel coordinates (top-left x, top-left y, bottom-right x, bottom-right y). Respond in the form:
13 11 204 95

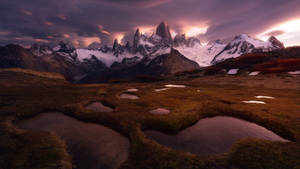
1 22 298 83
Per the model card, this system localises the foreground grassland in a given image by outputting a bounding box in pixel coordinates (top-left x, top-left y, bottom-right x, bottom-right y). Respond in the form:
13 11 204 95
0 70 299 169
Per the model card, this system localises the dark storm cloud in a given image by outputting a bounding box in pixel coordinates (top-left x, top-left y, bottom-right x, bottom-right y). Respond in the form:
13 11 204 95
0 0 300 47
103 0 172 7
266 30 285 37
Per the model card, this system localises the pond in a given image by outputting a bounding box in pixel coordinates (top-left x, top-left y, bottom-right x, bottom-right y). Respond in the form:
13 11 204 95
17 112 130 169
145 116 288 155
164 84 186 88
127 88 139 92
119 93 139 100
149 108 170 115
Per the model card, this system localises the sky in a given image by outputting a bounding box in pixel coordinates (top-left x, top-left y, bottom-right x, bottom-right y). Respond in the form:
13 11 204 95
0 0 300 48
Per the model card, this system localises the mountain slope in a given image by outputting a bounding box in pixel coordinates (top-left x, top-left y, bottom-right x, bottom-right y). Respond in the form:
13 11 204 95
212 35 284 63
0 44 85 81
175 41 226 67
79 49 200 83
203 47 300 75
145 49 200 76
0 22 286 83
0 68 68 86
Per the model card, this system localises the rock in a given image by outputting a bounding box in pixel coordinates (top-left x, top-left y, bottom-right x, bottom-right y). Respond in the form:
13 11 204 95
156 22 172 43
30 44 53 56
268 36 284 49
133 29 141 53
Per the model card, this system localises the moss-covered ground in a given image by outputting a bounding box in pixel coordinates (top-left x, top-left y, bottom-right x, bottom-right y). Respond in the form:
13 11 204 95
0 70 299 169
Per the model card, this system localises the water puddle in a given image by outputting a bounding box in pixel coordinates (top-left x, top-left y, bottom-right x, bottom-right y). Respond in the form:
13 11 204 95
155 88 170 92
249 71 260 76
165 84 186 88
255 96 275 99
17 112 130 169
127 88 139 92
243 100 266 104
227 69 239 75
288 70 300 75
145 116 288 155
119 93 139 100
85 102 114 112
149 108 170 115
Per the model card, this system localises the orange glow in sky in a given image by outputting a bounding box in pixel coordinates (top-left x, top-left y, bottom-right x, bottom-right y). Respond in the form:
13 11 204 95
184 26 208 37
114 32 125 43
258 19 300 47
170 29 177 38
81 37 101 47
139 26 155 35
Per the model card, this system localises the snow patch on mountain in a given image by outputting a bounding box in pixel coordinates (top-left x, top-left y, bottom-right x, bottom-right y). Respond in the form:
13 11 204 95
76 49 143 67
175 43 225 67
139 38 155 47
212 34 283 63
151 48 171 58
230 34 272 49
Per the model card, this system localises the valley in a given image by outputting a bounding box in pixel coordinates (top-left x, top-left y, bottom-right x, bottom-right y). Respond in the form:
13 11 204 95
0 69 299 169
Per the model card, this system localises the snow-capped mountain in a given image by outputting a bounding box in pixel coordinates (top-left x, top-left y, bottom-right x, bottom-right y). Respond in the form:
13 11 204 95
2 21 285 82
75 22 173 68
173 34 201 48
53 41 78 62
30 44 53 57
71 23 283 69
174 39 226 67
76 48 143 67
211 34 284 63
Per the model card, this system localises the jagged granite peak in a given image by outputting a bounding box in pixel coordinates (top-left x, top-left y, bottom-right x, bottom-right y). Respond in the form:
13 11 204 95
30 43 53 56
112 39 125 57
268 36 284 49
156 21 172 42
112 39 119 51
53 41 77 60
56 41 75 52
173 34 201 47
134 29 141 42
186 37 201 47
125 41 131 50
133 29 141 53
173 34 187 47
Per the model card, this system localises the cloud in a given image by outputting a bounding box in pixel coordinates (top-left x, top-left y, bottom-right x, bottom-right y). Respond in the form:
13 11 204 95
102 0 172 8
1 0 300 47
97 25 111 35
22 10 33 16
266 30 285 37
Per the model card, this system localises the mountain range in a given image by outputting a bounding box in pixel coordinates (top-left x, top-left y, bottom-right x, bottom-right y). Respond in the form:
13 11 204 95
0 22 291 83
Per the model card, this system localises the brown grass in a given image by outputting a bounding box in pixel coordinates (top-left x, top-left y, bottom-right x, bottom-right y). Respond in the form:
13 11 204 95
254 58 300 73
0 68 65 80
0 70 299 169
